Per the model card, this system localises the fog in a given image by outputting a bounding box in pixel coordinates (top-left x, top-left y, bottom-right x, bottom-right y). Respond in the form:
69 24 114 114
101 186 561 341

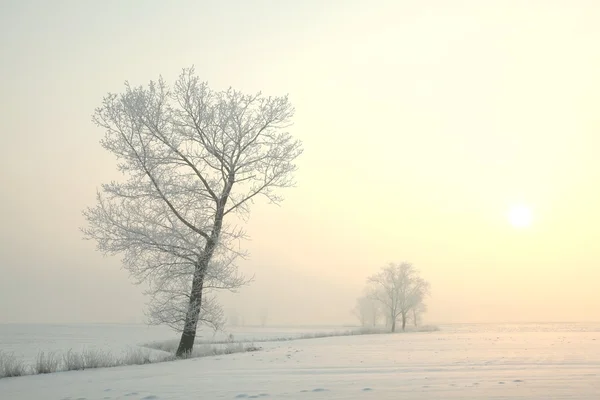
1 0 600 327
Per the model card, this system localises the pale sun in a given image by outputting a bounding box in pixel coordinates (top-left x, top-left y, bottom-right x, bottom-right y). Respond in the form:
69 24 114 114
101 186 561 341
507 205 533 228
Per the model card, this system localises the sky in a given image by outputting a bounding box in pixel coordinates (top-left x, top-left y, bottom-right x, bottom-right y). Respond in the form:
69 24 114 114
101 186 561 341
1 0 600 327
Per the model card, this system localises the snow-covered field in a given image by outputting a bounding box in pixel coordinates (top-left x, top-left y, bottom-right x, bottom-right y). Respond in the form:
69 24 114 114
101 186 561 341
0 323 349 365
0 324 174 365
1 323 600 399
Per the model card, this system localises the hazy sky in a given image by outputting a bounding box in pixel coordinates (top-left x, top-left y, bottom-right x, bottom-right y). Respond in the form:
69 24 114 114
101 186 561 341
2 0 600 326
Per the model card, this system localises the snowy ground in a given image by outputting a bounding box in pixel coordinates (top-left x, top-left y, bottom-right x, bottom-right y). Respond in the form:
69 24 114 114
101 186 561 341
0 324 175 365
0 324 348 365
2 329 599 399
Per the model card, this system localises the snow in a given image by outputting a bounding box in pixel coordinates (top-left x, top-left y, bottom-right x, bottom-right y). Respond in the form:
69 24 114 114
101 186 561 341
0 324 175 365
2 327 600 399
0 323 348 365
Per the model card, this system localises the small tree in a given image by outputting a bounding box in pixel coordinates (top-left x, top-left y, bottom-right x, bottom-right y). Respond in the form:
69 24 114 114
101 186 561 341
352 294 380 327
368 262 430 332
83 67 302 357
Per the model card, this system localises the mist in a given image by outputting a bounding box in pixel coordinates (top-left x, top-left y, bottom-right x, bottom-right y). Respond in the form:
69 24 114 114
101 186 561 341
2 0 600 328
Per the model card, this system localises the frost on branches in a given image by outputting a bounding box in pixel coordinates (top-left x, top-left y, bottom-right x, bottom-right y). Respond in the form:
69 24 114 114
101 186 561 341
82 67 302 356
368 262 430 333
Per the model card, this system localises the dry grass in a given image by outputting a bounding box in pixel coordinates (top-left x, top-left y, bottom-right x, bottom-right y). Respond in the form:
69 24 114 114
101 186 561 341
0 342 259 380
143 339 261 360
62 349 86 371
142 325 440 354
34 351 61 374
121 347 154 365
81 349 115 369
0 351 28 378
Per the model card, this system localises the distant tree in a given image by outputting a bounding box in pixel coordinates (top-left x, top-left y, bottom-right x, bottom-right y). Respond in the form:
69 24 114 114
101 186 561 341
259 308 268 327
83 67 302 357
384 313 391 329
411 302 427 327
368 262 430 332
352 294 381 327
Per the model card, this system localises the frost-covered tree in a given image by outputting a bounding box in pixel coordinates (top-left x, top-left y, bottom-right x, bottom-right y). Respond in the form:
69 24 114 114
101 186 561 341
82 67 302 357
352 294 381 327
411 302 427 327
368 262 430 332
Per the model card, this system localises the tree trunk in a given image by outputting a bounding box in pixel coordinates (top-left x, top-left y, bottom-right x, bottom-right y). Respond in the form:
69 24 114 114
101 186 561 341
176 267 205 357
402 313 407 331
391 318 396 333
175 203 226 358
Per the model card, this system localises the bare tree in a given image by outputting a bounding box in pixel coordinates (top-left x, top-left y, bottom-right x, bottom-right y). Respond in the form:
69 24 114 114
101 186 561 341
83 67 302 357
411 302 427 327
368 262 430 332
352 294 381 327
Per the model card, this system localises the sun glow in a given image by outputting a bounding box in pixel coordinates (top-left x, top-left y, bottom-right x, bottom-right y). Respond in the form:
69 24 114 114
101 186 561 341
508 205 533 229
